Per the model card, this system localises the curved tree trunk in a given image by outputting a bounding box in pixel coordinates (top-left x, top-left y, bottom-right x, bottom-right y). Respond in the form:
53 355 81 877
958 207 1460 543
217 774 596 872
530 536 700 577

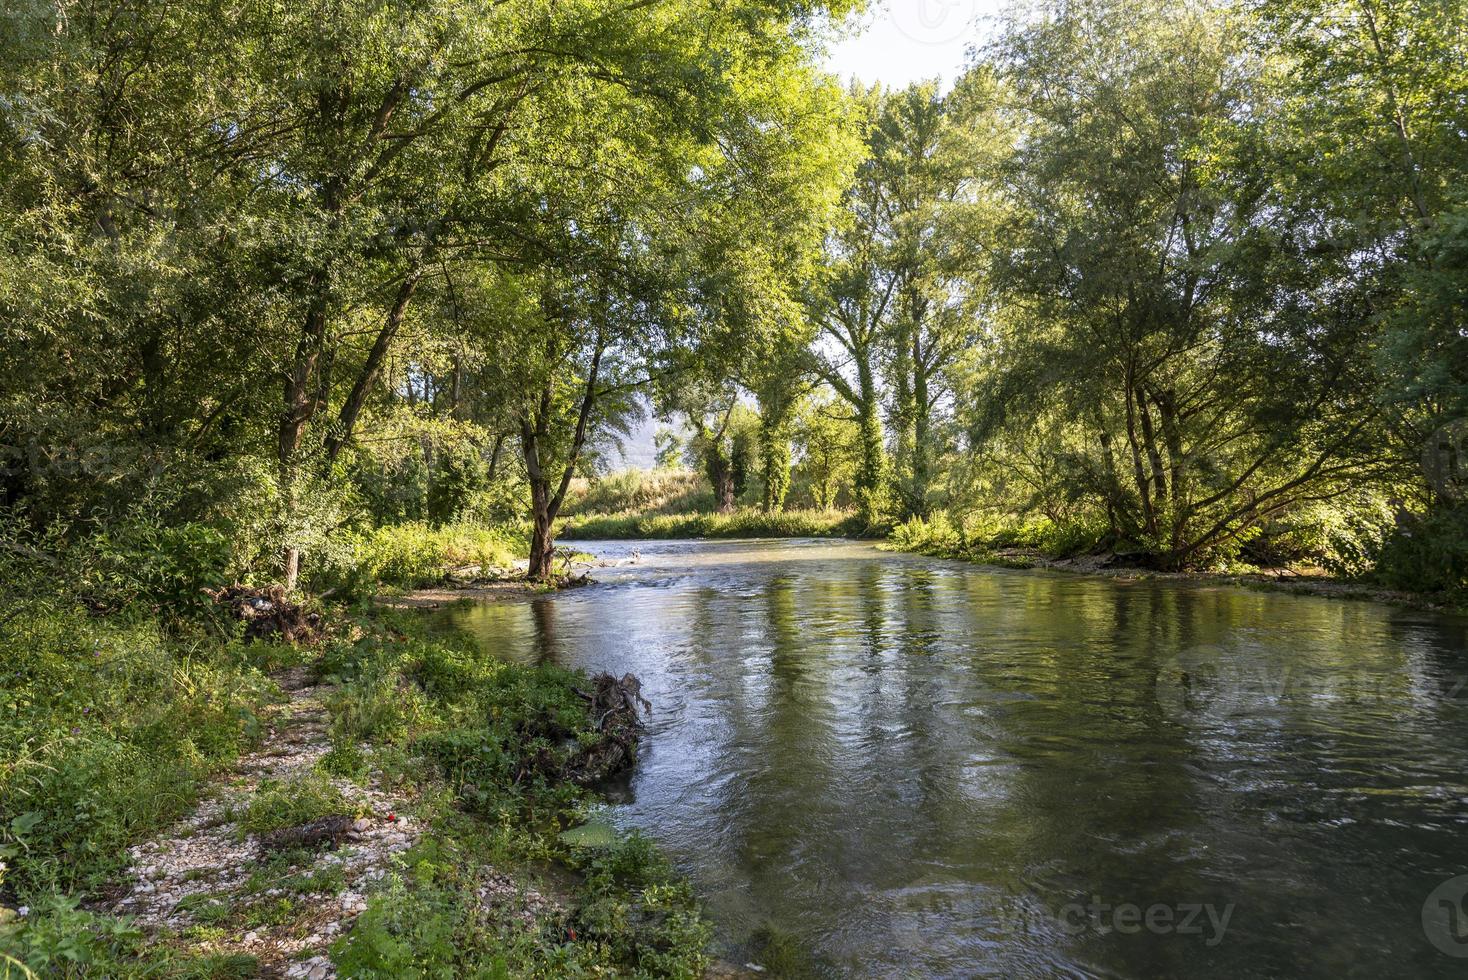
520 327 605 582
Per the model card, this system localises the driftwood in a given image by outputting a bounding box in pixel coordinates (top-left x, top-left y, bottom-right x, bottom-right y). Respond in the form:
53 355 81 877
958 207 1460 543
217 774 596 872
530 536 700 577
207 583 321 643
257 814 354 853
563 673 649 785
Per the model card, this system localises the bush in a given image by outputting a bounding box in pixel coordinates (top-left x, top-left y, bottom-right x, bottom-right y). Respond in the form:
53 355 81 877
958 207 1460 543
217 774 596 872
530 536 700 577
0 612 270 896
1238 494 1396 574
570 832 711 977
1374 504 1468 596
326 672 436 746
0 894 147 977
413 659 596 816
888 514 963 555
886 512 1110 562
329 878 461 979
316 522 523 596
240 773 358 834
91 520 233 621
317 616 710 979
565 468 711 516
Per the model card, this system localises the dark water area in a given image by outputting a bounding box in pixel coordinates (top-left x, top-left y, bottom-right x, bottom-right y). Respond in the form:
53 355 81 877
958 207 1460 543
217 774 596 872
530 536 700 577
433 538 1468 978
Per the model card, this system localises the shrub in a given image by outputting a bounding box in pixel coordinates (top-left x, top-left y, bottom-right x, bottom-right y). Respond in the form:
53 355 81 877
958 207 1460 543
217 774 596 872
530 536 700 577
240 773 356 834
329 878 460 979
571 833 711 977
326 673 436 746
0 894 146 977
1374 504 1468 596
90 520 233 621
566 468 711 516
413 664 595 816
316 522 523 597
0 612 269 896
888 514 963 555
559 508 861 540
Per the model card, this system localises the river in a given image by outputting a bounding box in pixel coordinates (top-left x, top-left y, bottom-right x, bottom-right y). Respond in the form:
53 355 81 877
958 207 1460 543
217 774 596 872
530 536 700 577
434 538 1468 978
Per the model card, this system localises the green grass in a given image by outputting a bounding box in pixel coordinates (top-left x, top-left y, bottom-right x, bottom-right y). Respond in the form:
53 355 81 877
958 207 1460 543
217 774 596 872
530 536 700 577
563 468 711 517
884 512 1110 563
560 507 863 540
321 521 526 596
238 773 357 834
319 612 712 977
0 611 273 897
0 598 710 979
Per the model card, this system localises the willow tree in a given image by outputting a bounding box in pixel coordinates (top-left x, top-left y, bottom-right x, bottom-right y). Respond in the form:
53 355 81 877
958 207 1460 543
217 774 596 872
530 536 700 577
1248 0 1468 486
0 0 286 526
808 86 895 526
969 0 1392 568
836 79 997 520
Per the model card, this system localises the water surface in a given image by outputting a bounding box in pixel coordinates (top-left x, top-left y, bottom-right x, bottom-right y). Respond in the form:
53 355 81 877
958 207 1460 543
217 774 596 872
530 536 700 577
437 539 1468 978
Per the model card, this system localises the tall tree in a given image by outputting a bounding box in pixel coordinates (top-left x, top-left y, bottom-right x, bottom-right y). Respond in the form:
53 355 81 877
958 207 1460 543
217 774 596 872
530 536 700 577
968 0 1393 567
868 78 1001 518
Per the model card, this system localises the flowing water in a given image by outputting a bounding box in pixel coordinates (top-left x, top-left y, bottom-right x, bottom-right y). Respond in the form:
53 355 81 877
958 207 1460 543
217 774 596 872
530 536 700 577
435 538 1468 978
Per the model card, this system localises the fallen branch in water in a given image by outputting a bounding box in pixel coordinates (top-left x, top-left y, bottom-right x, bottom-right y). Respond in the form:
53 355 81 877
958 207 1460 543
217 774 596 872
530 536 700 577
565 672 650 784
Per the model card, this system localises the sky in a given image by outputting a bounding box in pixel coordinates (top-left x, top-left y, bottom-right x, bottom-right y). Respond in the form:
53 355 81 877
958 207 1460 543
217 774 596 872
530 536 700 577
824 0 1006 90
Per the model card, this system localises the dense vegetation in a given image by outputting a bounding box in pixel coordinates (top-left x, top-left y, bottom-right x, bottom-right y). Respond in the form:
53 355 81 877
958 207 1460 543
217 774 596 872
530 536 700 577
3 0 1464 592
579 0 1467 593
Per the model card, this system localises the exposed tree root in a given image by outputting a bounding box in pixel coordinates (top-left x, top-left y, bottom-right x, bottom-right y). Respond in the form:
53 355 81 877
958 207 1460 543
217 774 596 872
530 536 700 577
209 584 322 643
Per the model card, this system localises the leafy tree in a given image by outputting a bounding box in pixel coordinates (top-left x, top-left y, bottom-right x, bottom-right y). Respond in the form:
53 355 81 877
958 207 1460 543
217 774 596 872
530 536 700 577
870 77 1002 519
793 394 859 510
962 0 1394 568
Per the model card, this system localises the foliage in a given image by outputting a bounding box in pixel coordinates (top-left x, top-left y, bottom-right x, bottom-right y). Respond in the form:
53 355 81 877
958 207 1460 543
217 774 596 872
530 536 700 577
319 523 524 597
1374 505 1468 596
887 514 966 557
318 613 710 977
560 509 863 540
790 397 860 512
564 469 711 518
0 895 146 978
238 774 356 835
568 833 711 977
0 613 270 897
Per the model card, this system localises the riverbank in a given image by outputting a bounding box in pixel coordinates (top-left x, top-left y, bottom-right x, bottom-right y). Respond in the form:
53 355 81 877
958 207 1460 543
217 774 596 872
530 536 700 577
545 507 1463 613
559 508 865 541
0 603 712 978
881 541 1467 614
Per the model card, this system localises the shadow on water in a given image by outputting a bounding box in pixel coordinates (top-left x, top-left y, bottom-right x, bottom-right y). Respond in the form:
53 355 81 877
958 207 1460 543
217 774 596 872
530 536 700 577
433 539 1468 979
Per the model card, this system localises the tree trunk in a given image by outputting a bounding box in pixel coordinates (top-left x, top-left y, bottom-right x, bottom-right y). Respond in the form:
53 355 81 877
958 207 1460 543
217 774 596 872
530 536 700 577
527 492 556 581
278 276 331 591
486 432 506 482
1123 371 1157 538
520 329 605 582
704 446 736 513
758 414 791 513
911 344 932 520
521 413 558 581
324 264 423 465
854 357 885 524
